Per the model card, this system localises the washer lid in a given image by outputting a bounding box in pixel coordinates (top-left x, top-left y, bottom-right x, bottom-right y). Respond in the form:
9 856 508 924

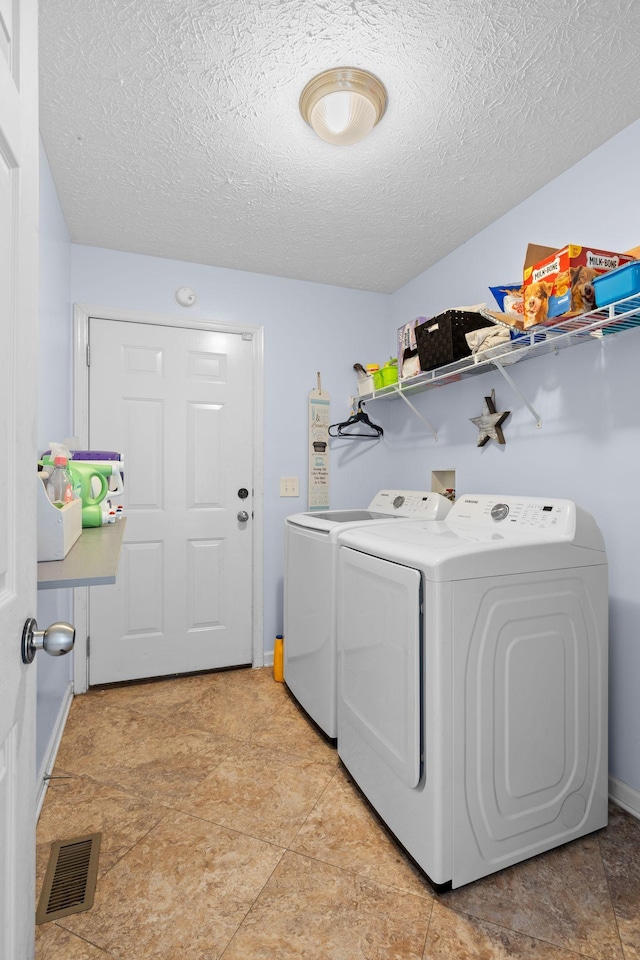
286 509 391 531
285 489 451 532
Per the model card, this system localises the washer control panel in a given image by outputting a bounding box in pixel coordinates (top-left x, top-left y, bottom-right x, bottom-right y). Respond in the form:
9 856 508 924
368 489 452 520
450 494 575 537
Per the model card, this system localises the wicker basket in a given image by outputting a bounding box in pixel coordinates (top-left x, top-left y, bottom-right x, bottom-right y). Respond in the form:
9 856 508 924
415 310 491 371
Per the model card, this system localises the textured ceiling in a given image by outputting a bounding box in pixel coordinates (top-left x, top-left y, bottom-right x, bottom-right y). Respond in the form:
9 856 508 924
39 0 640 294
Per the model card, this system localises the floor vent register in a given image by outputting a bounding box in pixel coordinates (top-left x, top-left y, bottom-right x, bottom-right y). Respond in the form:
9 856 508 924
36 832 101 924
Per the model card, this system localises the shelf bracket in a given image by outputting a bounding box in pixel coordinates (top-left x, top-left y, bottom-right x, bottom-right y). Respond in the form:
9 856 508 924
395 390 438 440
491 359 542 429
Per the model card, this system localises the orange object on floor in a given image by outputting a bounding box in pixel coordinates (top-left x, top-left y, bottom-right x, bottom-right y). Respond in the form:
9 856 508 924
273 635 284 682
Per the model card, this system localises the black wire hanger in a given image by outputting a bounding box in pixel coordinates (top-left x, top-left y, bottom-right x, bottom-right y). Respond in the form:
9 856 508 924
328 402 384 439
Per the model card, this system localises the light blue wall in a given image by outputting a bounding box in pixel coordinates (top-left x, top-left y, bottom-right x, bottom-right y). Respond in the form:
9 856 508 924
386 117 640 795
69 245 392 653
36 141 73 777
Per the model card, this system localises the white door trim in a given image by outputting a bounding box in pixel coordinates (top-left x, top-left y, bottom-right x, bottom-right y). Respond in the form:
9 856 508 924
72 302 264 692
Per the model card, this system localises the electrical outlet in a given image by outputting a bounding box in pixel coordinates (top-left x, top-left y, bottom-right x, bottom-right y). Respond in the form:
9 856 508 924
280 476 299 497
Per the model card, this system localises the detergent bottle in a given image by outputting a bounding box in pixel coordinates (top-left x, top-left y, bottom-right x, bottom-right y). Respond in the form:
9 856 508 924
80 499 121 527
67 461 110 506
67 462 112 527
70 452 124 498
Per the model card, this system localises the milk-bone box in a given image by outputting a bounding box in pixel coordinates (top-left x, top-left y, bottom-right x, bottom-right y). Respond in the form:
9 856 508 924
523 244 637 327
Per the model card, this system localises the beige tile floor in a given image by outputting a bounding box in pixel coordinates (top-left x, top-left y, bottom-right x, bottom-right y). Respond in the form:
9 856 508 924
36 667 640 960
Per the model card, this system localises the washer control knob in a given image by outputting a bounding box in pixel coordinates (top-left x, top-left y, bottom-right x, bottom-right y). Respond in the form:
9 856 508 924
491 503 510 522
393 495 405 509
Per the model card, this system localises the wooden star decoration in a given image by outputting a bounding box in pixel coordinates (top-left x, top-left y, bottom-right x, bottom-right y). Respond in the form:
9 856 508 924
470 390 510 446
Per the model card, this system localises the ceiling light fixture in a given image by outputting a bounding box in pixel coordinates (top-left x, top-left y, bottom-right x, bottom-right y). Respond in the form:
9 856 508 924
299 67 387 146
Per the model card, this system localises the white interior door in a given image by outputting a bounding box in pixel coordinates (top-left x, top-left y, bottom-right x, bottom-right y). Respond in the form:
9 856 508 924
87 318 255 684
0 0 39 955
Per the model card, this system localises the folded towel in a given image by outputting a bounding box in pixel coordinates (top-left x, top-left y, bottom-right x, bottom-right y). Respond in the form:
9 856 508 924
465 326 511 361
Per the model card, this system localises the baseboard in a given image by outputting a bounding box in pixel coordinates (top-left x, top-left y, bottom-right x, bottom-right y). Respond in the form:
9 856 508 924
264 650 274 667
36 682 74 820
609 775 640 820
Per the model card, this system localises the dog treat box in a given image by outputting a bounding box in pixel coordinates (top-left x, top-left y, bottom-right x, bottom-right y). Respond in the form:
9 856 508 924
523 243 637 327
397 317 428 379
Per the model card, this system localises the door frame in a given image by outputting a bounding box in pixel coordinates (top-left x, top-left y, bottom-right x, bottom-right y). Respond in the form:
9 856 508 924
72 302 265 692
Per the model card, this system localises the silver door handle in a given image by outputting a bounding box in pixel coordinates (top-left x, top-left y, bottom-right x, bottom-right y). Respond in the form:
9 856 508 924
237 510 249 522
22 618 75 664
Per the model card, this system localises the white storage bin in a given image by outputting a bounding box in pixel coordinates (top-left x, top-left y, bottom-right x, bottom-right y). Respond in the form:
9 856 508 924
37 476 82 561
357 374 374 396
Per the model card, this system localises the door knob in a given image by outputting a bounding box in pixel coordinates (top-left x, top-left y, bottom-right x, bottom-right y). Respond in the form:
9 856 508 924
237 510 249 523
22 618 75 665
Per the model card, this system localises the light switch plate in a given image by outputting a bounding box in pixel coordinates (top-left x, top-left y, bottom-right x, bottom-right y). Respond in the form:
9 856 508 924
280 477 299 497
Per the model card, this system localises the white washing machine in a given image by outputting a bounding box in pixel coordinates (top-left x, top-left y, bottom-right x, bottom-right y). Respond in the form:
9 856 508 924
284 490 452 739
336 494 608 889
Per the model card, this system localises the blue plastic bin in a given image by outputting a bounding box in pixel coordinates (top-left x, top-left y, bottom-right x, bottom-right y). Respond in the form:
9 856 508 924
593 261 640 308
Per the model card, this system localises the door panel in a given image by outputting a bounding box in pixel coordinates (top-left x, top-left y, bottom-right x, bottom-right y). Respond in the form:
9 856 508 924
0 1 38 956
187 539 224 629
188 402 223 506
122 542 164 635
125 399 163 509
88 319 254 684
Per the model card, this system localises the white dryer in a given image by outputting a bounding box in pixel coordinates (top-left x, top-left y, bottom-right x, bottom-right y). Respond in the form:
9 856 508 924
336 494 608 889
284 490 452 739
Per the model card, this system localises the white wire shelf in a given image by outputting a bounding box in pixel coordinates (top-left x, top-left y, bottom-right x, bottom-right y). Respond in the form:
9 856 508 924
356 293 640 405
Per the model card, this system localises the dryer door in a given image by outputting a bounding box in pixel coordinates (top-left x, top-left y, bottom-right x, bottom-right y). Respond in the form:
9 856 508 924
337 547 422 788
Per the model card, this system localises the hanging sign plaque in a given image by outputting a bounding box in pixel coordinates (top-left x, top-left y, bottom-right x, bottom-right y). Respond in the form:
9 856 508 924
308 373 330 511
